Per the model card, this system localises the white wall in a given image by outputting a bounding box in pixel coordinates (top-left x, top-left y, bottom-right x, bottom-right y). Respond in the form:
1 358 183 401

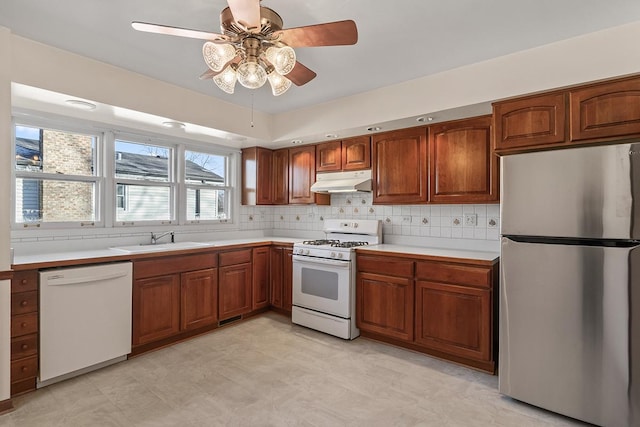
0 26 13 402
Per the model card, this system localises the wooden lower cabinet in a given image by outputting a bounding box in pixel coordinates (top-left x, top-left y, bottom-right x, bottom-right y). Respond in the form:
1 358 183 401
356 253 497 373
133 274 181 345
357 272 414 342
181 268 218 330
218 249 253 320
10 270 39 397
270 246 293 313
252 247 270 310
415 281 491 362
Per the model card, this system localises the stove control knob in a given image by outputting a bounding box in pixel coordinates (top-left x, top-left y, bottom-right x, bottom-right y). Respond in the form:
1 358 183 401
330 252 336 258
337 253 344 259
304 249 310 255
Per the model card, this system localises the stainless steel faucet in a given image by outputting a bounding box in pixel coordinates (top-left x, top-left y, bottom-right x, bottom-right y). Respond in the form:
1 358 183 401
150 231 174 245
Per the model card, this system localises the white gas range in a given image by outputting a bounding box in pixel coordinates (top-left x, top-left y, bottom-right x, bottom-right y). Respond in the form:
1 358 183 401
291 219 382 339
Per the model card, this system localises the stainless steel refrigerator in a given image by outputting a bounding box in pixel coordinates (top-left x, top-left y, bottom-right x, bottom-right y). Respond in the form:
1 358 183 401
499 143 639 427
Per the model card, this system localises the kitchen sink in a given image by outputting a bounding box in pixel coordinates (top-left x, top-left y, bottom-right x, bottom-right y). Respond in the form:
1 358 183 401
110 241 213 253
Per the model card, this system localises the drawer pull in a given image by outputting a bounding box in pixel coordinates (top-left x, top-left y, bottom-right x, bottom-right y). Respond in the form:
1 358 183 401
21 344 29 350
21 366 27 372
21 322 27 328
21 279 27 285
20 300 28 306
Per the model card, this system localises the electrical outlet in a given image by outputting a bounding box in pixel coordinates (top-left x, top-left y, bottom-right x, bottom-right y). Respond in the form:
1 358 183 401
402 216 412 223
464 213 477 226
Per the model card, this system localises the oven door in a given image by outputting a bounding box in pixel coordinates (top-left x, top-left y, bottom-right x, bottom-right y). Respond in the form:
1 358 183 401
292 255 352 318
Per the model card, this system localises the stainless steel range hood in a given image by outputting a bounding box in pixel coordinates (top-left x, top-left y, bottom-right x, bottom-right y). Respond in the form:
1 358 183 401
310 170 372 193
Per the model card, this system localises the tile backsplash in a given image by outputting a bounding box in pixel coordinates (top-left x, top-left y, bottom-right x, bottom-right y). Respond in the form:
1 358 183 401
240 193 500 242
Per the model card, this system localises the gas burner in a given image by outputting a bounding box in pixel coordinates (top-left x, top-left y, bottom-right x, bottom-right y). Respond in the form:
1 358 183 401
331 241 369 248
302 239 340 246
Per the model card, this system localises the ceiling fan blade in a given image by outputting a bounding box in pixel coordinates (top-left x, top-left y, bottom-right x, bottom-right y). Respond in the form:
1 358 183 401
274 20 358 47
132 21 227 42
226 0 261 31
287 62 317 86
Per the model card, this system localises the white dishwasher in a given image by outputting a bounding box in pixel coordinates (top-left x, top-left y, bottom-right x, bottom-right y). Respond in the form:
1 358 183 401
39 262 132 387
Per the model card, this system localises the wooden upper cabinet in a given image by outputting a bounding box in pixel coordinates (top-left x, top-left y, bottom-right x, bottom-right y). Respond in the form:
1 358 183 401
316 136 371 172
493 92 567 151
429 116 499 203
289 145 316 204
242 147 271 205
272 148 289 205
570 76 640 141
372 127 428 204
342 136 371 171
316 140 342 172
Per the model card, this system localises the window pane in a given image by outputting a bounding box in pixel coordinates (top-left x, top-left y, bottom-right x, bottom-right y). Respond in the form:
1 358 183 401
15 178 96 223
15 125 96 176
115 184 171 222
185 150 226 185
187 188 227 220
115 140 170 182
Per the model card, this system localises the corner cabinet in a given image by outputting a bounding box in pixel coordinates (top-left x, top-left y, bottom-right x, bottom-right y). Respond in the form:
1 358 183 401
429 115 499 203
241 147 288 205
372 127 428 204
356 251 498 373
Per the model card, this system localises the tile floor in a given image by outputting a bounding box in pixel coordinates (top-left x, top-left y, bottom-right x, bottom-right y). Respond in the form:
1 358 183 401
3 313 587 426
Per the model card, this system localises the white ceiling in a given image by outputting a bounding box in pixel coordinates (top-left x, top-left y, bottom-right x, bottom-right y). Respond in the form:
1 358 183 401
2 0 640 116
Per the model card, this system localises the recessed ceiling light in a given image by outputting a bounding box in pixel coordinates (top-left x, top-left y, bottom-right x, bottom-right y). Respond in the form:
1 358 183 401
65 99 96 110
325 133 338 139
162 121 185 129
367 126 381 132
427 117 434 121
291 139 303 144
416 116 434 123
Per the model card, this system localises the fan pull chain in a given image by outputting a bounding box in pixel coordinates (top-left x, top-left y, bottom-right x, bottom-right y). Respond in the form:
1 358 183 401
250 93 255 128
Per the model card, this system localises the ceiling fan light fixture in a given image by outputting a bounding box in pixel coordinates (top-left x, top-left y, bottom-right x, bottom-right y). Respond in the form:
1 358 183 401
265 46 296 75
203 42 236 72
236 60 267 89
213 64 238 94
267 70 291 96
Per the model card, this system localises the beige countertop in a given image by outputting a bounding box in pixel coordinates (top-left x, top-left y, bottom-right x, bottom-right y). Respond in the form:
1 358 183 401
356 244 500 263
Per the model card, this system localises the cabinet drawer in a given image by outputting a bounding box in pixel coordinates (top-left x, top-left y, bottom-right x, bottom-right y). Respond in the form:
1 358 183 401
11 355 38 382
134 252 217 279
11 290 38 315
11 377 36 396
416 261 491 289
11 270 38 293
356 255 413 277
11 312 38 337
219 249 252 267
11 334 38 359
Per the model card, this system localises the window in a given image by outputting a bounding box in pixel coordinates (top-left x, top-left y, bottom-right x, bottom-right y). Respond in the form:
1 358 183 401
14 124 99 226
114 139 174 224
185 149 231 222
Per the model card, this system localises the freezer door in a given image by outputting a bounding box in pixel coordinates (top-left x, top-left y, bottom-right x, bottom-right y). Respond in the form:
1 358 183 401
499 238 639 426
501 142 640 239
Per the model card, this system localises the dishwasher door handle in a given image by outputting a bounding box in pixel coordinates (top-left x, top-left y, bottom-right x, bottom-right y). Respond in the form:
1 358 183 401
43 271 130 286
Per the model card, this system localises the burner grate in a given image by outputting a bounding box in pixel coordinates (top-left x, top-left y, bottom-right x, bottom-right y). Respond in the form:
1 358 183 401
331 241 369 248
302 239 340 246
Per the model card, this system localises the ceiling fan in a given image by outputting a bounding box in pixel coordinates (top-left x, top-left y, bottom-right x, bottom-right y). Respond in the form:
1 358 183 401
132 0 358 96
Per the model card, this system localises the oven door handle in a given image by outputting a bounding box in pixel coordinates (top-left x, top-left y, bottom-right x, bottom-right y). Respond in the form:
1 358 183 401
292 255 351 268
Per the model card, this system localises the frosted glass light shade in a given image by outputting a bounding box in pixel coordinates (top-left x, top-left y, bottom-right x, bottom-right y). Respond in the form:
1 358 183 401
213 65 237 94
203 42 236 72
267 71 291 96
265 46 296 75
236 61 267 89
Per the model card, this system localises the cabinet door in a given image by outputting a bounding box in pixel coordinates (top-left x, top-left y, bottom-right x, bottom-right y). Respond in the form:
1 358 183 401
493 92 567 152
181 268 218 331
289 145 316 204
570 77 640 141
372 127 428 204
272 148 289 205
282 248 293 312
133 274 180 345
415 280 491 361
252 247 270 310
218 263 252 319
429 116 499 203
270 247 284 309
316 140 342 172
342 136 371 171
241 147 273 205
356 272 414 341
